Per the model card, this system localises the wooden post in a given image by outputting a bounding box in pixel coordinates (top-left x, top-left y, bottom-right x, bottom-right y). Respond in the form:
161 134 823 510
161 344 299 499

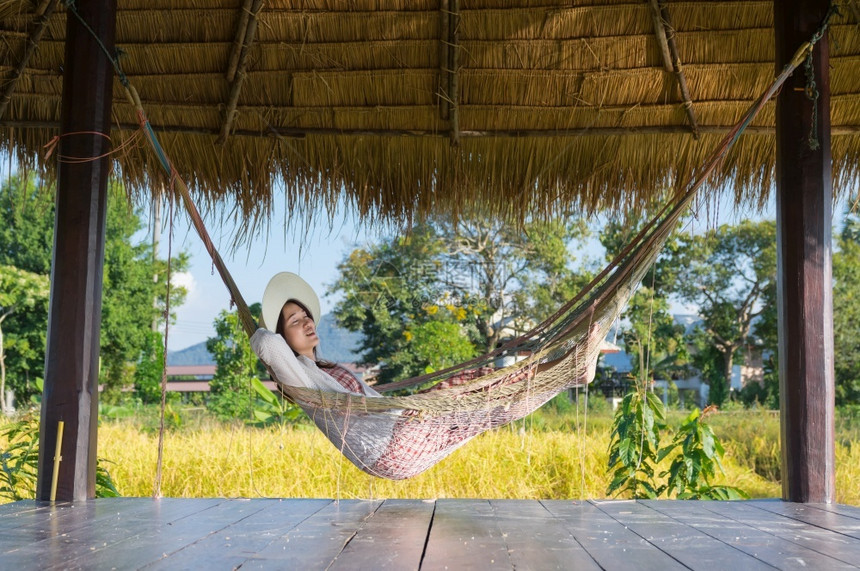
774 0 835 503
36 0 116 502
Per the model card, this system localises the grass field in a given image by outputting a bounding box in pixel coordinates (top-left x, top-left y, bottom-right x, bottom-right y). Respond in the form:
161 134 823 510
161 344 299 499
4 403 858 504
90 404 859 504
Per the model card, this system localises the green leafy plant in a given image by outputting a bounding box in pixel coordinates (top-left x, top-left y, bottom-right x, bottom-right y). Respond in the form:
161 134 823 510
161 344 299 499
657 406 748 499
250 376 302 426
0 415 39 501
608 391 748 500
607 388 666 498
1 414 121 501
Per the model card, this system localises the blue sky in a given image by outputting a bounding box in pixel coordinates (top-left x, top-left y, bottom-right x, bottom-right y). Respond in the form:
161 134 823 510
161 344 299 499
159 200 386 351
160 189 780 352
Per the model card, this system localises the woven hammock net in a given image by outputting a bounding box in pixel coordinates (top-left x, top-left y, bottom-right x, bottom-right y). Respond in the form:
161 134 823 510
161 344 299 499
122 28 815 479
275 187 688 479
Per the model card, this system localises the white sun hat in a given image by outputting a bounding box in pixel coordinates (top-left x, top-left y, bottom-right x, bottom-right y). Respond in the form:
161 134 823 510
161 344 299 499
260 272 321 332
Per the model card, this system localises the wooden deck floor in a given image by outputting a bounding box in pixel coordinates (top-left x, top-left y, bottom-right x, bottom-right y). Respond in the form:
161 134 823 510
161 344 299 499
1 498 859 569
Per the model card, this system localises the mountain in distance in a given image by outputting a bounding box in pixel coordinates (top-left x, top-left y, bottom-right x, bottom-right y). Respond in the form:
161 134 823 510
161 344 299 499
316 313 362 364
166 313 362 366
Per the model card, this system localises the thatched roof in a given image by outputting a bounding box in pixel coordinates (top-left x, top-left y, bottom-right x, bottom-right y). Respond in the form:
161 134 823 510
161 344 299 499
0 0 858 223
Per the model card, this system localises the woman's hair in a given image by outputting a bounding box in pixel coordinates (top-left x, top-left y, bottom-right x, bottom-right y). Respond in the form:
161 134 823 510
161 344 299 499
275 299 337 369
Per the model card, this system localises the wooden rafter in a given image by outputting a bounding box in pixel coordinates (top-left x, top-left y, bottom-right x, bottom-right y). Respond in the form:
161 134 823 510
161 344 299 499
6 119 859 139
218 0 264 144
648 0 700 139
0 0 59 120
226 0 253 83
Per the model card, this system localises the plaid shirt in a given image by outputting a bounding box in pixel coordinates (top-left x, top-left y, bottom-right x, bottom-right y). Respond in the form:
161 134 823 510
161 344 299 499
319 364 366 394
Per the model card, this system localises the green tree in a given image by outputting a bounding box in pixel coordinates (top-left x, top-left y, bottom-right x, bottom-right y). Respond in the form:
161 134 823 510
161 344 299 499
206 303 264 420
0 173 187 404
833 205 860 405
330 225 461 383
132 330 166 405
0 265 49 413
669 220 776 405
0 175 54 402
330 217 592 384
438 215 590 351
98 193 189 400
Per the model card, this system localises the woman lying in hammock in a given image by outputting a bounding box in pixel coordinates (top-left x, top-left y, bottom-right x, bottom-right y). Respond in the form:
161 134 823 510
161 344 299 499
250 272 382 397
250 272 598 479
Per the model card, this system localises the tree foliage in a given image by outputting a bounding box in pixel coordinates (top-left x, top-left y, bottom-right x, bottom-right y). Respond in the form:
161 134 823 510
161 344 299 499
330 217 591 383
0 174 187 404
833 204 860 405
669 220 776 405
0 265 49 413
437 215 590 351
206 303 264 420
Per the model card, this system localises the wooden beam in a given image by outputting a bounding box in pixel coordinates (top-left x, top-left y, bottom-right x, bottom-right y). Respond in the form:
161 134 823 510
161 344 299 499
774 0 835 503
225 0 253 83
3 118 860 139
648 0 700 139
0 0 59 120
218 0 264 145
35 0 116 502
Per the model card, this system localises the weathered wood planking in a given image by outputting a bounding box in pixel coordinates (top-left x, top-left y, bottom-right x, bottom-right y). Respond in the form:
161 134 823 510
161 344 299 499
701 500 860 566
145 499 330 569
490 499 601 570
593 500 775 570
541 500 689 570
421 499 512 570
748 500 860 540
643 500 856 570
328 499 434 570
810 502 860 520
244 499 382 569
1 499 860 569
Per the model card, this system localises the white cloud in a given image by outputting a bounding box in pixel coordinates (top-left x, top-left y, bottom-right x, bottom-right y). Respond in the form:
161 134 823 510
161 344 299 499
170 271 196 297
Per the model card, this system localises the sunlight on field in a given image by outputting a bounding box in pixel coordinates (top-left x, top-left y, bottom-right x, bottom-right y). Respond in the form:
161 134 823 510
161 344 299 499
95 413 817 502
4 409 856 504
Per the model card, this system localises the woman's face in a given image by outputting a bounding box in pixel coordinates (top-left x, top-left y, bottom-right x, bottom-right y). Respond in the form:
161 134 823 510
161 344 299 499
279 301 319 359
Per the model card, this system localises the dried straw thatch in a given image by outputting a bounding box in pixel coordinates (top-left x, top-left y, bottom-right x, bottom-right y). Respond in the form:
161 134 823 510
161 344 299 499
0 0 858 224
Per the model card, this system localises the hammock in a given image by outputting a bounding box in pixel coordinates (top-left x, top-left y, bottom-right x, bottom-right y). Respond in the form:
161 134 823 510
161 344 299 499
120 31 822 479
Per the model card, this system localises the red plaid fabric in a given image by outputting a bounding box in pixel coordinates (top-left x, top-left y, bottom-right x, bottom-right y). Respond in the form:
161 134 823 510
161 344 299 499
319 364 366 394
370 364 537 479
428 366 495 391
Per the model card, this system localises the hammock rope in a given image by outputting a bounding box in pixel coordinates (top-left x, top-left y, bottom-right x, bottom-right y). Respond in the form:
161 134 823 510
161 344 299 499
63 4 832 479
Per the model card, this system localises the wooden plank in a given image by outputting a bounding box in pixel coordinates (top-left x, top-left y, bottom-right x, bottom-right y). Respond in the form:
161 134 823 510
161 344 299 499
644 500 856 570
746 501 860 541
0 498 222 568
542 500 687 570
701 500 860 567
773 0 836 503
328 499 434 570
421 499 512 570
145 499 330 569
808 503 860 520
247 499 382 569
0 500 51 520
490 500 601 570
0 498 163 537
36 0 116 502
593 500 774 570
68 498 272 569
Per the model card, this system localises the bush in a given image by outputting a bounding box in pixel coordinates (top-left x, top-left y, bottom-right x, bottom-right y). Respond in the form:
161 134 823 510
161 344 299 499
0 413 119 500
